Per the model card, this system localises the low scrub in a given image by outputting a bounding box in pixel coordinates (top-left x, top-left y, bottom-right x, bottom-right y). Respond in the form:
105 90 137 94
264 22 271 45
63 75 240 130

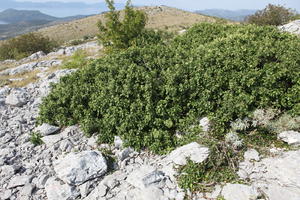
0 32 58 61
245 4 297 26
38 23 300 154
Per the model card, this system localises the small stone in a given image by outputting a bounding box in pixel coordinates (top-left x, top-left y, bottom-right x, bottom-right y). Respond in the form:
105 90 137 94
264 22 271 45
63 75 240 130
175 192 185 200
114 136 123 149
140 186 165 200
79 182 91 198
20 184 35 197
59 139 73 152
5 89 27 107
142 170 166 188
199 117 211 132
2 189 12 200
36 174 50 189
45 177 80 200
84 183 108 199
102 174 120 189
87 136 97 148
127 165 166 189
278 131 300 146
8 175 32 189
165 142 209 166
42 134 63 147
118 147 134 161
244 149 260 161
221 183 259 200
35 123 60 136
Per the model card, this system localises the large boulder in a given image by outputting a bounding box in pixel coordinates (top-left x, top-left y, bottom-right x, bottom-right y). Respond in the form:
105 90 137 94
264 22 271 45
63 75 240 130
54 151 107 186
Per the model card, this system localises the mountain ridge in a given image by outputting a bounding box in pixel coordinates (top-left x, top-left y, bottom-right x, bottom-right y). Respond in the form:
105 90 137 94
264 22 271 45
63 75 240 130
196 9 257 21
0 0 125 17
0 9 91 40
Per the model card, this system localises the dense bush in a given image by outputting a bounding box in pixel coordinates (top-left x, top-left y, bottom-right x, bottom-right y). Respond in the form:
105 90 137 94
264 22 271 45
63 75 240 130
38 23 300 153
0 32 58 60
97 0 147 51
246 4 296 26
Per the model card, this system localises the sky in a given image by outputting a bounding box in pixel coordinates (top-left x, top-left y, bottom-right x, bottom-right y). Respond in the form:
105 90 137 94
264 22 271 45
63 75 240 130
15 0 300 11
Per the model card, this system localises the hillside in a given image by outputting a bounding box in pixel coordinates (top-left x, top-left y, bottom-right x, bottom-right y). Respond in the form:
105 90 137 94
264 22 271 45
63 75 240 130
0 0 124 17
196 9 256 21
0 9 57 24
37 6 224 43
0 9 90 40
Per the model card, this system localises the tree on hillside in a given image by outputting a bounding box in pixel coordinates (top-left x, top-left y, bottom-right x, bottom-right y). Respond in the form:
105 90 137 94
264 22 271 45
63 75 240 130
97 0 147 50
245 4 296 26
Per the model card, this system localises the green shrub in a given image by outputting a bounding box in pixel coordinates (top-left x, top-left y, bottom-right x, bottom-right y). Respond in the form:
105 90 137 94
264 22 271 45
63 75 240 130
0 32 58 61
178 141 241 192
69 39 84 46
97 0 147 51
38 23 300 153
245 4 296 26
30 132 44 146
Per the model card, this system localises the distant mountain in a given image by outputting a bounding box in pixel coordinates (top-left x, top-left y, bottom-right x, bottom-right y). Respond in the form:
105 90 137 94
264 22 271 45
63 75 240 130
0 9 58 24
195 9 257 22
0 0 125 17
0 9 92 40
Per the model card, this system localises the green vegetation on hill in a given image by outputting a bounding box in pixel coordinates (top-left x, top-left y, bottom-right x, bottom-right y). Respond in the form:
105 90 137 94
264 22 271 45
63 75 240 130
38 23 300 154
97 0 147 51
0 32 58 60
245 4 297 26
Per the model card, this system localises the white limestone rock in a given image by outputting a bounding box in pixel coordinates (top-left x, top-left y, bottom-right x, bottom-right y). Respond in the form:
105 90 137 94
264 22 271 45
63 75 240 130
278 131 300 146
279 20 300 36
42 134 64 147
35 123 60 136
165 142 209 166
127 165 155 189
244 149 260 161
8 175 32 189
221 184 259 200
118 147 134 161
5 88 27 107
27 51 46 60
45 177 80 200
265 183 300 200
114 136 123 149
20 184 35 198
54 150 107 186
199 117 211 132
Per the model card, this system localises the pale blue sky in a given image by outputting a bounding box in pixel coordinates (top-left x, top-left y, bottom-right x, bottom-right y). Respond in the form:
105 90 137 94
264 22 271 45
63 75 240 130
16 0 300 11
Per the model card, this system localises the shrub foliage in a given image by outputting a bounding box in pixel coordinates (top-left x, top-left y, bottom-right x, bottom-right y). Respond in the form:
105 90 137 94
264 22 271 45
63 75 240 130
0 32 58 60
97 0 147 50
246 4 296 26
39 23 300 153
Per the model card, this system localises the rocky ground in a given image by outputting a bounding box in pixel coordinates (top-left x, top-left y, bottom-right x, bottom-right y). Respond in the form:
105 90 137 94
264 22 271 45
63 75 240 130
0 22 300 200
